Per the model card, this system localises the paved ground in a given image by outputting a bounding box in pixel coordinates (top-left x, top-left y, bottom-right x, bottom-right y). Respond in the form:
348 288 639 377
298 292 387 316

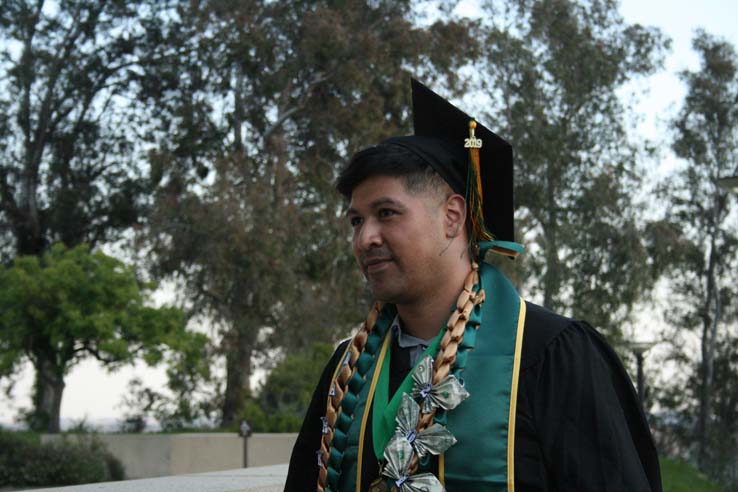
19 464 288 492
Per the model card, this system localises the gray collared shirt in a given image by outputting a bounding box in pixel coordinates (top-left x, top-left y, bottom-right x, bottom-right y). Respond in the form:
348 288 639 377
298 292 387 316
391 315 435 366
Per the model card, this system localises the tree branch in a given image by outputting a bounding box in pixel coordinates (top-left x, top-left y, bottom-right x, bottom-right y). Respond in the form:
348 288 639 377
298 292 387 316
262 71 332 142
0 166 19 221
84 344 124 365
18 1 45 157
31 3 107 171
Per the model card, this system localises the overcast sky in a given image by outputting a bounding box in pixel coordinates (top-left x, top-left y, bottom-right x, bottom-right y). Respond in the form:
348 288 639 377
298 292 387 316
2 0 737 430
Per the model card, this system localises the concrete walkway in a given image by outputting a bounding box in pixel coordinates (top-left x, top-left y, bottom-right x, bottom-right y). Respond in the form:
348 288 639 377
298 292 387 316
20 464 288 492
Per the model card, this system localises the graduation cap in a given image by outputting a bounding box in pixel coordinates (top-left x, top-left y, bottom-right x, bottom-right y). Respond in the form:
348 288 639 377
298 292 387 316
382 79 520 258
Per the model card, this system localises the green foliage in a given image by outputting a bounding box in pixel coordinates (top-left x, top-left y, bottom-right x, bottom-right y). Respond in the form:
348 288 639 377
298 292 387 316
261 343 335 416
480 0 669 337
138 0 480 427
2 2 733 478
240 398 270 432
0 244 208 432
0 244 179 374
241 343 335 433
0 431 124 486
0 1 155 259
661 457 722 492
0 429 40 444
655 30 738 479
119 373 220 432
241 397 303 433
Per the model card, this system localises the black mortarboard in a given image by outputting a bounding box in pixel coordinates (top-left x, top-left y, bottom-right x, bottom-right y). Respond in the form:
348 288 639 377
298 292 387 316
382 79 515 247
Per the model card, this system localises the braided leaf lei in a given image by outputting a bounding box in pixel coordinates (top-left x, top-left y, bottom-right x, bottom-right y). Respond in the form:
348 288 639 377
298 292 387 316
317 263 484 492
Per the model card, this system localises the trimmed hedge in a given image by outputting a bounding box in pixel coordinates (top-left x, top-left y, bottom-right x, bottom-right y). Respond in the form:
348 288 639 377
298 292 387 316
0 431 124 487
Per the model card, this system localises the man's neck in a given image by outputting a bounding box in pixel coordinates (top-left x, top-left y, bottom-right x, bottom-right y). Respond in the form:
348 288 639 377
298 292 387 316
395 262 473 341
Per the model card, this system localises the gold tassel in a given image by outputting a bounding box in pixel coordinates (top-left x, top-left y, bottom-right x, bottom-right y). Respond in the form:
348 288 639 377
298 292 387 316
466 121 493 244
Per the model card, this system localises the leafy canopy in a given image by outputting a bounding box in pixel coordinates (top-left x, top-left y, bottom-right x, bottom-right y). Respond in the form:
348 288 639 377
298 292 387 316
0 243 207 382
241 342 336 433
480 0 669 336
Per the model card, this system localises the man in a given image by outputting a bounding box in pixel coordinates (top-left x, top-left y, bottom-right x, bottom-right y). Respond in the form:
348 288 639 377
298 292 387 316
285 80 661 492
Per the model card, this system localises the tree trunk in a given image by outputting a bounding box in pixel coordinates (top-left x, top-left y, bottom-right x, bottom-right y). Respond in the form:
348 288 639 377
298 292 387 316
697 310 711 469
17 134 45 256
268 132 288 208
232 64 244 154
31 359 65 433
542 222 560 309
15 19 45 258
696 197 723 469
15 207 45 256
542 161 560 309
220 324 253 428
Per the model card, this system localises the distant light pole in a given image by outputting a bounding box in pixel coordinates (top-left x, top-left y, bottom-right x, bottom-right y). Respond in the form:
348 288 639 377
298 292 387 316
239 420 252 468
717 175 738 195
626 341 657 404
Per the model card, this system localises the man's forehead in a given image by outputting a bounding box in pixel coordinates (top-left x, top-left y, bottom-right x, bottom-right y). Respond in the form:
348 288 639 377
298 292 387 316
346 175 415 212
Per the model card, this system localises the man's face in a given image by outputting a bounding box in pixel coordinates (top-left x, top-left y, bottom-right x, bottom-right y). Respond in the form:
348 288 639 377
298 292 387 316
346 175 448 304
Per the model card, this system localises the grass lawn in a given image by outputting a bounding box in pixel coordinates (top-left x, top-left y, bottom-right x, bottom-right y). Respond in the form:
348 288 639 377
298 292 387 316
661 456 722 492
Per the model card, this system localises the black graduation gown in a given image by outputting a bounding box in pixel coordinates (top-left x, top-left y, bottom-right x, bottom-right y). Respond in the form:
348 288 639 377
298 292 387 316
284 302 662 492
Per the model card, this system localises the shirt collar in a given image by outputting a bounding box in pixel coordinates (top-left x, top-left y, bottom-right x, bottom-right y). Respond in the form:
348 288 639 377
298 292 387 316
391 315 434 349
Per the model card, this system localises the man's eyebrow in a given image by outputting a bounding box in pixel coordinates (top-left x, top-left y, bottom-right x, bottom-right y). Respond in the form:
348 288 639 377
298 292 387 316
345 197 406 216
371 197 406 209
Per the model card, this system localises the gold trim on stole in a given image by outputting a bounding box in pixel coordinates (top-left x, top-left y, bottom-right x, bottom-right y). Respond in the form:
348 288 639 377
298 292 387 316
507 298 527 491
357 332 392 491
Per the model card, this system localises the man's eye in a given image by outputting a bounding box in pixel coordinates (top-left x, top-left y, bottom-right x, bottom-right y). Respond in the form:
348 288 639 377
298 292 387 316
349 216 362 227
378 209 397 218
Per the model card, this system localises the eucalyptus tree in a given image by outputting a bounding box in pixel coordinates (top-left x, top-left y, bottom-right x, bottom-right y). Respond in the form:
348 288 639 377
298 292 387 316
661 30 738 473
0 1 213 431
138 0 480 427
479 0 669 336
0 0 160 259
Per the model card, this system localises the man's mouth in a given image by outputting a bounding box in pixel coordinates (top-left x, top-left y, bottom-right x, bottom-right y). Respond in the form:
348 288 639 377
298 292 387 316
363 257 393 273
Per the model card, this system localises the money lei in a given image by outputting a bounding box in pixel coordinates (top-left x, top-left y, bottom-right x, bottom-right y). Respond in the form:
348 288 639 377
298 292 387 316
379 356 469 492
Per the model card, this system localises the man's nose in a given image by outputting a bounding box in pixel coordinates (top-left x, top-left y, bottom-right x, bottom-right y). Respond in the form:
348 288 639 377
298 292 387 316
356 218 383 250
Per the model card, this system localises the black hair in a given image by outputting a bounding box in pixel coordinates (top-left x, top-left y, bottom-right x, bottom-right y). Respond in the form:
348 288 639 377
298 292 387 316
335 143 448 199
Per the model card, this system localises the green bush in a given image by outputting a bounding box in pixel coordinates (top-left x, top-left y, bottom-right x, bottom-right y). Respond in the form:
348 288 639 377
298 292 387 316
238 342 335 433
661 457 722 492
0 431 125 487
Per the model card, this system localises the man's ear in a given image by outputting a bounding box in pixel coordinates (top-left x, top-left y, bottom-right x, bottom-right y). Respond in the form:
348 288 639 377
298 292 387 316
444 194 467 239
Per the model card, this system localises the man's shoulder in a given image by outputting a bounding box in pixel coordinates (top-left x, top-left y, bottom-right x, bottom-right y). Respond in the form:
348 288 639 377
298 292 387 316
520 301 584 370
522 300 574 341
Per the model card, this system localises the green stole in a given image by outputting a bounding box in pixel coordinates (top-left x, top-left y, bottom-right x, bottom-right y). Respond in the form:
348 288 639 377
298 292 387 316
332 261 525 492
443 260 525 491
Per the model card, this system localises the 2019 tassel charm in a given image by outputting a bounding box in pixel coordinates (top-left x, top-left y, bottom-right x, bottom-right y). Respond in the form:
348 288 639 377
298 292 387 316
464 120 493 245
